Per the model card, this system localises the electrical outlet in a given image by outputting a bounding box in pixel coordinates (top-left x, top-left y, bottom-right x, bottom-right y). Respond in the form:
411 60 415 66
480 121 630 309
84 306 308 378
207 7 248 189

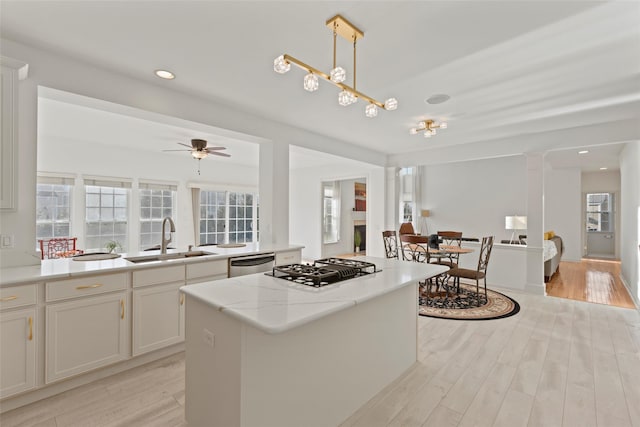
0 235 14 248
203 329 215 347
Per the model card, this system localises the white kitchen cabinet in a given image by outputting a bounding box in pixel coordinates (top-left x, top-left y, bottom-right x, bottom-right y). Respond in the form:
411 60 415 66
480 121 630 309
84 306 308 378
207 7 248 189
0 307 36 398
0 57 28 211
132 281 184 356
275 249 301 266
46 292 128 383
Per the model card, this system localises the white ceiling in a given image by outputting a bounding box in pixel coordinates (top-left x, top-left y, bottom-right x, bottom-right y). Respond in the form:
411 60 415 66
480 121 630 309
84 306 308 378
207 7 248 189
2 1 639 171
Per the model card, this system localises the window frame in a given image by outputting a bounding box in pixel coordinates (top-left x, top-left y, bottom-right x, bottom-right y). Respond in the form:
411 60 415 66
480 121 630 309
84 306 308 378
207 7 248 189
35 175 75 246
84 177 131 252
586 192 615 233
197 188 259 245
138 181 178 250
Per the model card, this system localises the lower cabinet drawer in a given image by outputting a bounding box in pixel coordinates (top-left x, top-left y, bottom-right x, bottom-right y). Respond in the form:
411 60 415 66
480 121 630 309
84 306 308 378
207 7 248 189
1 284 37 310
186 260 227 281
46 273 128 302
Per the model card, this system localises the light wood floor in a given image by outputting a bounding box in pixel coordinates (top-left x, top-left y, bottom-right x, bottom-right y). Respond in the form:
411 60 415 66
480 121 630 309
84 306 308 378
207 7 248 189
2 288 639 427
546 259 636 309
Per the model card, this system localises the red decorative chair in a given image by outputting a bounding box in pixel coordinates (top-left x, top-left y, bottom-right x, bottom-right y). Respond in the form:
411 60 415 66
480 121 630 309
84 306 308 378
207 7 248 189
38 237 83 260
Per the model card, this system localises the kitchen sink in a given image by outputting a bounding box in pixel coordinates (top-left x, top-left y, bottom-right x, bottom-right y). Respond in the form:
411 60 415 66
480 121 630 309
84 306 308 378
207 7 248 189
124 250 216 264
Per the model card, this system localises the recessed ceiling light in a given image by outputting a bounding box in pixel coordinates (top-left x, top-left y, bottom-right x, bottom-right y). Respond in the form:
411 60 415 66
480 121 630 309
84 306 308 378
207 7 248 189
600 167 608 170
425 94 450 105
155 70 175 80
578 150 589 154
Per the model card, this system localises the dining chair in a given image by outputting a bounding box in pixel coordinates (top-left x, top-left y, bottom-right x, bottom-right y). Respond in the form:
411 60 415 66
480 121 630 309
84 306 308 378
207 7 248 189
38 237 83 260
430 231 463 268
446 236 494 306
398 222 416 236
399 234 428 262
382 230 399 259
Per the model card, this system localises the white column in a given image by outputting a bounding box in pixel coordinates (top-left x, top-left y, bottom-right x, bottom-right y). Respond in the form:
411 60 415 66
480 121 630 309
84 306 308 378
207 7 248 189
259 141 289 245
525 152 545 293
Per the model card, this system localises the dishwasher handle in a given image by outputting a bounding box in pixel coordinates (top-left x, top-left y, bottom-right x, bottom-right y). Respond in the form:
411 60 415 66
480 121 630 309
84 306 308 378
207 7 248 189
229 253 275 267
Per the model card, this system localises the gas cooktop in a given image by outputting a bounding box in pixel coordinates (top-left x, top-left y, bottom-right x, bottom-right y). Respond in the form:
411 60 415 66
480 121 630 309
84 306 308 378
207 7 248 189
268 258 379 288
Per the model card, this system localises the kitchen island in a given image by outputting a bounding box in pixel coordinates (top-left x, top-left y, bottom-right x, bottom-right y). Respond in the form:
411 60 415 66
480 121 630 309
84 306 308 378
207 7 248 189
181 256 448 427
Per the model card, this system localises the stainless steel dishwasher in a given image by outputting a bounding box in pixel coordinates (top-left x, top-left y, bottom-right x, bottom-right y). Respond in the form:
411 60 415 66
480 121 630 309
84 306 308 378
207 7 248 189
228 253 276 277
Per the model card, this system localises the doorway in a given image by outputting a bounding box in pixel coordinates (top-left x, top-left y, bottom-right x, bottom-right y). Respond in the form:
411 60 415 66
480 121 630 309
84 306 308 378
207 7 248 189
585 192 616 259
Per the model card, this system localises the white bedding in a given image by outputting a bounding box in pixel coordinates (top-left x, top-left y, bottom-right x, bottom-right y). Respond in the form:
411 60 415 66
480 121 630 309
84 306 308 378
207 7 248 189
543 240 558 262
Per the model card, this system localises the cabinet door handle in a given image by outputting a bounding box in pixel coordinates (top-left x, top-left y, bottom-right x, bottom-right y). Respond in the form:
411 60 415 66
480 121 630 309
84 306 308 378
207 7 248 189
28 316 33 341
180 294 185 305
76 284 103 290
120 299 125 320
0 295 18 302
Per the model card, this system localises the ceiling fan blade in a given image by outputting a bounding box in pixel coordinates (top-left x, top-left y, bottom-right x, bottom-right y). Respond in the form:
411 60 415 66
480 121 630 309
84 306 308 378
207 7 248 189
204 147 227 152
178 143 193 149
208 152 231 157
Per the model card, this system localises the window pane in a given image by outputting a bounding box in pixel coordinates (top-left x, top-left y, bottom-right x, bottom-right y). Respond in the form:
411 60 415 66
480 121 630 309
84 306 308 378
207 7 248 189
36 183 73 250
84 185 129 252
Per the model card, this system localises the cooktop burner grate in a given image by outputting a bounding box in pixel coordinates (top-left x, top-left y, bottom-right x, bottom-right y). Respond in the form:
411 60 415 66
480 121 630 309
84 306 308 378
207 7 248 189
268 258 379 287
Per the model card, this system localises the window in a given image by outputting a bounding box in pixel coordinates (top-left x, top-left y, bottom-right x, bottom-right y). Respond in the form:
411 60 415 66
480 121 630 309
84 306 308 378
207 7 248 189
229 192 254 243
36 176 74 243
139 182 177 249
323 181 340 244
586 193 614 232
199 190 226 245
85 178 130 252
198 190 258 245
399 167 416 224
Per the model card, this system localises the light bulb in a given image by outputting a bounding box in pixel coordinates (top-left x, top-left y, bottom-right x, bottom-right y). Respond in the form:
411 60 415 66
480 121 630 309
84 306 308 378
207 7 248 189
417 121 426 130
365 104 378 118
410 128 418 135
330 66 346 83
384 98 398 110
440 122 448 129
273 55 290 74
303 73 319 92
424 132 431 138
338 90 353 106
348 92 358 104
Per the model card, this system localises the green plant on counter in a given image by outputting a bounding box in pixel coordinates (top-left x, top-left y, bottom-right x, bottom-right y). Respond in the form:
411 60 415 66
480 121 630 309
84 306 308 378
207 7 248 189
105 240 122 254
354 230 362 250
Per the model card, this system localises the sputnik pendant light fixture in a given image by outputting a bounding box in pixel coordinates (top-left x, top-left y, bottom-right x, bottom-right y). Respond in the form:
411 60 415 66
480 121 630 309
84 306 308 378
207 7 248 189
273 14 398 118
410 119 448 138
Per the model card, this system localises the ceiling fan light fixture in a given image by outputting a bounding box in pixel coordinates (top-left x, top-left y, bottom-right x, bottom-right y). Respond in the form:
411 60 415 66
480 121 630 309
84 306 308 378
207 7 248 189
191 151 208 159
274 14 397 118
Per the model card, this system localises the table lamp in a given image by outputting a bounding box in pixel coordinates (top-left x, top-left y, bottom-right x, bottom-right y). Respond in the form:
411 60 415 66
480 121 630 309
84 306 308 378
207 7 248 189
505 215 527 244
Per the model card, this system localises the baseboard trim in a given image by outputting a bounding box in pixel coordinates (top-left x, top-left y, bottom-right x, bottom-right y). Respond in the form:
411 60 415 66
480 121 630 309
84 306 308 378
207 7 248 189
525 282 546 295
619 274 639 311
0 343 184 413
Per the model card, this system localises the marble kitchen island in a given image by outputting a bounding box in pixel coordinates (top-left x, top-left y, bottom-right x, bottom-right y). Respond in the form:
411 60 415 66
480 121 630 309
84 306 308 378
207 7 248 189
181 256 448 427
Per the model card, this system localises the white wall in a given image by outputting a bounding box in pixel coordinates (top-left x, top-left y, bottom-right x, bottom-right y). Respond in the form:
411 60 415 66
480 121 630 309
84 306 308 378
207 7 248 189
419 155 527 241
619 141 640 306
0 38 385 268
290 164 383 262
544 167 582 261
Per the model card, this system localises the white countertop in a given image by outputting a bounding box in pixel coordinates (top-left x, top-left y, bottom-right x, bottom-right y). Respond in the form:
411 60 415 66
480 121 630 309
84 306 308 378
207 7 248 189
0 243 304 287
180 256 449 334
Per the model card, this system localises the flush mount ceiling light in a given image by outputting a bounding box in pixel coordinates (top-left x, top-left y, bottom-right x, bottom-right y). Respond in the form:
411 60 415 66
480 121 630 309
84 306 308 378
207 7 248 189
578 150 589 154
409 119 447 138
273 14 398 118
154 69 175 80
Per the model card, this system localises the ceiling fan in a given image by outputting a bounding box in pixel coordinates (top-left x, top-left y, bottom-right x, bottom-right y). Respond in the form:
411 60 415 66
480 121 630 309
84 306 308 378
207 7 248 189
163 139 230 174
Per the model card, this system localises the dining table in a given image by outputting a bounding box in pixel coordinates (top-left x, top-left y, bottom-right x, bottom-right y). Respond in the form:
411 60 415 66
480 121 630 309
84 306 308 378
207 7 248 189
399 234 474 298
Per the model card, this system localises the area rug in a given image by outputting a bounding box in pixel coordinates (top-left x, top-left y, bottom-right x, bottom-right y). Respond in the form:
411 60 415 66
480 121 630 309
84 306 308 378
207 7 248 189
419 283 520 320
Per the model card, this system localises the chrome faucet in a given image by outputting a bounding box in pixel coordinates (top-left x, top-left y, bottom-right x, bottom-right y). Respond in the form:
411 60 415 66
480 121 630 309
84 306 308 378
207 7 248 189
161 217 175 254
